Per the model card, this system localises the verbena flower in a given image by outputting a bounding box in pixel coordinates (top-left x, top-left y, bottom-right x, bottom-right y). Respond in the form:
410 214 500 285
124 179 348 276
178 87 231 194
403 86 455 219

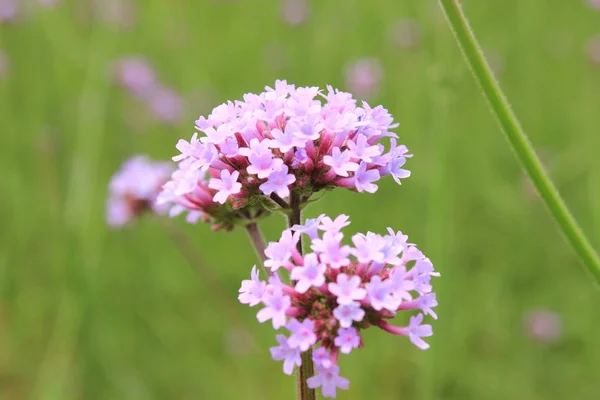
239 214 439 398
0 0 17 23
106 155 173 227
160 80 412 225
344 58 383 99
145 85 184 125
112 56 157 97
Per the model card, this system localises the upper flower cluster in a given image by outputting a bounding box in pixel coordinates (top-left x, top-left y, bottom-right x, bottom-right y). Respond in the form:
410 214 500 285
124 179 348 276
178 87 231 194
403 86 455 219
106 155 173 227
158 80 411 223
239 214 438 398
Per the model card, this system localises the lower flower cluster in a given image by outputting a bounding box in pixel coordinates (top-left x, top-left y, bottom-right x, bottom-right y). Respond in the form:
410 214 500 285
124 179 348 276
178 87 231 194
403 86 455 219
239 214 439 398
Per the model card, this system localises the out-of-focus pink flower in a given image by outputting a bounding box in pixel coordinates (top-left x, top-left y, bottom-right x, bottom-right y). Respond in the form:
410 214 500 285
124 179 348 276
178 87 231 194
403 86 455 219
92 0 136 29
390 19 421 49
282 0 309 26
523 308 563 343
145 86 185 125
112 56 157 97
344 58 383 99
0 0 17 22
587 34 600 66
106 155 174 228
588 0 600 10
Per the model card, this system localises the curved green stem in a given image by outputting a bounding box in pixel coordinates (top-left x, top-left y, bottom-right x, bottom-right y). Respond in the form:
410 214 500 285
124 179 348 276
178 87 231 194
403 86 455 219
438 0 600 284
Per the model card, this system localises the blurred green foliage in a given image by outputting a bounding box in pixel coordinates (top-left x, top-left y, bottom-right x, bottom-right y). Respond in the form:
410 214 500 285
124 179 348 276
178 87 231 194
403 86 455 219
1 0 600 399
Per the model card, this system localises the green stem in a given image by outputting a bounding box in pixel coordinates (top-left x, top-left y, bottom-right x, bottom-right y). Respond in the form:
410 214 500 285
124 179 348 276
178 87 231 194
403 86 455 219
288 193 316 400
245 222 270 277
438 0 600 284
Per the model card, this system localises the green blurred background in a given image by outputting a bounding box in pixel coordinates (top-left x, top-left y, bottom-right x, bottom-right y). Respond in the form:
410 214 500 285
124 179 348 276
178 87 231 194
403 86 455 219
2 0 600 399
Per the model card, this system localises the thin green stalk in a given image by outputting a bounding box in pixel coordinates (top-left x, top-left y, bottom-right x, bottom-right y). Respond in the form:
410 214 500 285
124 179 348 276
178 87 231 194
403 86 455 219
245 222 270 277
438 0 600 284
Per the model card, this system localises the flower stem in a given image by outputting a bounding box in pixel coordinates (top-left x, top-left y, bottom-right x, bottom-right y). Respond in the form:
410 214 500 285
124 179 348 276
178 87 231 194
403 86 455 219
160 219 257 344
245 222 269 276
438 0 600 284
288 192 316 400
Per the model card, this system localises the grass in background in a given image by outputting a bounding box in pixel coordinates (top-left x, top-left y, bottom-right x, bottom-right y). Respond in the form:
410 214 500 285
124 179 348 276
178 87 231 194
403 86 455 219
1 0 600 399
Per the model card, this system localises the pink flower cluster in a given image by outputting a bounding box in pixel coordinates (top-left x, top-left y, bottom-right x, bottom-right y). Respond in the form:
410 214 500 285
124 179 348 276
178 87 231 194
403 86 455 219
106 155 173 227
156 157 264 230
160 80 411 222
239 214 438 398
112 56 184 125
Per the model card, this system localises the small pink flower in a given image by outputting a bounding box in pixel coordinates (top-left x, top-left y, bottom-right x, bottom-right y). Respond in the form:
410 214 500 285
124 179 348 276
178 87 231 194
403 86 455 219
270 334 301 375
523 308 563 343
328 273 366 305
0 0 17 23
587 34 600 66
334 327 360 354
282 0 309 27
208 169 242 204
307 365 349 399
286 318 317 351
344 58 383 99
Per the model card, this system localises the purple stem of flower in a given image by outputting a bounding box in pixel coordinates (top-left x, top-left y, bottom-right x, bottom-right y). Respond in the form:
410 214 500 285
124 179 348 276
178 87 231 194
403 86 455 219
160 219 257 346
375 320 408 336
245 222 270 276
396 299 420 311
270 193 290 209
286 306 306 318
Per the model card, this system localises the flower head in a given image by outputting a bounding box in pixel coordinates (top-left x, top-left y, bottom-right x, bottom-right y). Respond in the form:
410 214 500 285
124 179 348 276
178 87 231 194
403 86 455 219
161 80 412 229
240 214 439 398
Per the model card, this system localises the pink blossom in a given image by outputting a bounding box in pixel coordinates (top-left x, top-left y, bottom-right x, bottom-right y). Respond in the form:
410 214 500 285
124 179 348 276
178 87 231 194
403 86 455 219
106 156 173 227
256 289 291 329
333 302 365 328
259 165 296 198
523 308 563 343
328 273 366 305
344 58 383 99
208 169 242 204
162 80 412 228
270 334 302 375
307 365 350 399
282 0 309 27
286 318 317 351
334 327 360 354
238 266 266 306
239 215 439 398
290 253 326 293
312 347 332 368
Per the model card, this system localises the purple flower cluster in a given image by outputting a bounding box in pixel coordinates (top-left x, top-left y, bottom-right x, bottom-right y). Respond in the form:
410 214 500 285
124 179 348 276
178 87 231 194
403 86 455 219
156 157 261 230
239 214 438 398
106 155 173 227
160 80 411 223
0 0 17 23
112 56 184 125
